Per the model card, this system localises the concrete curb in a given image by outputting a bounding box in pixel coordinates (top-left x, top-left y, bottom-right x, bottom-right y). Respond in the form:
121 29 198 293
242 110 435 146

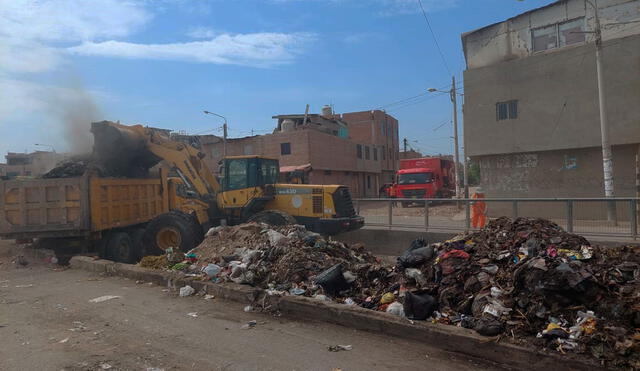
70 256 602 371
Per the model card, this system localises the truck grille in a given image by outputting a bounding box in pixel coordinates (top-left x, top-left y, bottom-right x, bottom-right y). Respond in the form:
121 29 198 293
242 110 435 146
402 189 426 198
332 187 356 217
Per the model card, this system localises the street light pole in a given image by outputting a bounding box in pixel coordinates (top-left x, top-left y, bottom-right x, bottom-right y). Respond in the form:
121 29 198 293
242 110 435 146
203 111 228 158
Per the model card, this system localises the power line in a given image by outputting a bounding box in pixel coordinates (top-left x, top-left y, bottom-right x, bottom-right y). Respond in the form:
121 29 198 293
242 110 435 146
417 0 451 76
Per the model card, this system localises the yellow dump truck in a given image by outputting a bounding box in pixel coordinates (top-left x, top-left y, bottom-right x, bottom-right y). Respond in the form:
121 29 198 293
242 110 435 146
0 173 172 262
0 121 363 263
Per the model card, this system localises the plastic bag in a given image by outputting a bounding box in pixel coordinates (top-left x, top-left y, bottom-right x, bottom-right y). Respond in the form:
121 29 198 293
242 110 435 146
403 291 437 320
397 238 434 268
405 268 427 286
202 263 221 278
386 301 405 317
179 285 195 297
315 264 350 296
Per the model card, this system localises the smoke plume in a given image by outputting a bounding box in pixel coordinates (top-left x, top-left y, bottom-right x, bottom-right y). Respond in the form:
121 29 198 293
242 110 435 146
53 78 101 154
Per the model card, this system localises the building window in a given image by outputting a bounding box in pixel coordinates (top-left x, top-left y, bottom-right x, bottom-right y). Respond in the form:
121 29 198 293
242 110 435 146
365 146 370 160
357 144 362 159
373 147 378 161
559 18 585 46
389 148 392 160
532 18 584 52
382 146 386 160
496 100 518 121
532 24 557 52
367 175 371 189
281 142 291 155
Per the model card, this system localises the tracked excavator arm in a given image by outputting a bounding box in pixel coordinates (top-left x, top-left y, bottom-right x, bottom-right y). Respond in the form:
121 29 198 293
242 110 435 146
90 120 220 198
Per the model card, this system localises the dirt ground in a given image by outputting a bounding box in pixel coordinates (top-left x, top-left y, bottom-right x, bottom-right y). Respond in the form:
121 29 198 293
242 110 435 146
0 241 505 371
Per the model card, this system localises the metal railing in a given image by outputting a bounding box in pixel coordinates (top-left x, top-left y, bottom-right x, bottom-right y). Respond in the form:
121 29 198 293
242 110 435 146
354 197 639 240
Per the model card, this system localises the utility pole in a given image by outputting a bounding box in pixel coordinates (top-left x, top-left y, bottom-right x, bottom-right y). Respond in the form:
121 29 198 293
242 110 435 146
403 138 408 153
203 110 228 159
451 76 461 199
591 1 616 223
223 123 228 158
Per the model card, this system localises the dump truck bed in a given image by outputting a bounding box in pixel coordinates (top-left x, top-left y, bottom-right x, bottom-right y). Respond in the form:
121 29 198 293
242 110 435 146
0 175 167 239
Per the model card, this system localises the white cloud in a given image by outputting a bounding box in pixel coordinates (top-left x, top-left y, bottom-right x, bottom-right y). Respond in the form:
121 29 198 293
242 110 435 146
0 0 151 73
187 27 219 39
69 32 315 67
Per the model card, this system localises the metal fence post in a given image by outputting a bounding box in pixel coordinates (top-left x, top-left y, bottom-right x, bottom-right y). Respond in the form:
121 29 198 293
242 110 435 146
465 199 471 231
512 200 518 219
566 200 574 233
424 200 429 231
356 200 360 215
630 199 637 239
388 200 393 229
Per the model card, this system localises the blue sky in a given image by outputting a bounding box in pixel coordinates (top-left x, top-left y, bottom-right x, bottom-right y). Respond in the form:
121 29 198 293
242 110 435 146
0 0 556 157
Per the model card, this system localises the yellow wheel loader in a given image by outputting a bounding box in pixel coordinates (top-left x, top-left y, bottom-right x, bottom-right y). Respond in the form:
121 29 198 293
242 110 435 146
0 121 363 262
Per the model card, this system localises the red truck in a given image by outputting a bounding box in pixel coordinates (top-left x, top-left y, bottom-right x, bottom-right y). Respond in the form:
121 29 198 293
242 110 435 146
392 157 455 205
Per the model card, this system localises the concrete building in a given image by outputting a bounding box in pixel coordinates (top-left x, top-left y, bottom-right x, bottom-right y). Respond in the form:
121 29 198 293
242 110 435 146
400 150 423 160
1 151 69 178
462 0 640 218
200 108 400 198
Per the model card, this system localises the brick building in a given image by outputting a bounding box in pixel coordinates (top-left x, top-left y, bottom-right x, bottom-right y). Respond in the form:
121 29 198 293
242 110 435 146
200 107 400 198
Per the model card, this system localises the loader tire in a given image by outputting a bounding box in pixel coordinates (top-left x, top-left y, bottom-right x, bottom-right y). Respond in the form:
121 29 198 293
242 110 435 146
106 232 135 263
247 210 297 226
143 211 203 254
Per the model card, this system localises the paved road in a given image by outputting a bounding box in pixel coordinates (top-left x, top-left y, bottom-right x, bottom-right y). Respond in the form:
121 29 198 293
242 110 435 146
0 256 505 370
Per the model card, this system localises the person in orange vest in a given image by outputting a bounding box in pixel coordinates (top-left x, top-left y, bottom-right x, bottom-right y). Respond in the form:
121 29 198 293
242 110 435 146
471 187 488 228
388 183 397 207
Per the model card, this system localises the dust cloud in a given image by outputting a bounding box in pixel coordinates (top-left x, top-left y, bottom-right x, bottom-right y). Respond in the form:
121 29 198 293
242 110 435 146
57 81 100 154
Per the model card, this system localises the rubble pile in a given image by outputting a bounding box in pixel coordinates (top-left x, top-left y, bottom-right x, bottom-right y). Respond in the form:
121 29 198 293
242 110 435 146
142 218 638 367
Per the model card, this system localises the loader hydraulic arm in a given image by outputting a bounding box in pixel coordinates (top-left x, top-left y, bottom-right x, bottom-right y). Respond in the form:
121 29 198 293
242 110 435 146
91 121 220 198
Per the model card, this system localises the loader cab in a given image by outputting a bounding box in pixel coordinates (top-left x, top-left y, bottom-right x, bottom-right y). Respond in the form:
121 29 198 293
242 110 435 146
221 156 279 191
218 156 279 209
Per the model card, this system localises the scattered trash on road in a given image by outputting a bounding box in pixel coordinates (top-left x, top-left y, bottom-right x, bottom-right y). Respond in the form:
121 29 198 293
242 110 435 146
179 285 195 297
187 312 198 318
15 284 34 288
328 344 353 352
203 294 215 300
241 320 258 330
58 337 69 344
89 295 121 303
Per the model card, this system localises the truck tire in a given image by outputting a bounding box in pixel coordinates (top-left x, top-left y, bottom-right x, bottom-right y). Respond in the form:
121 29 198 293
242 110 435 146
247 210 297 226
143 211 202 254
130 228 146 260
106 232 135 263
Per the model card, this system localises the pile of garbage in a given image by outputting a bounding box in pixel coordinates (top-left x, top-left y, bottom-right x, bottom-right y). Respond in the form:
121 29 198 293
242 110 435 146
145 223 393 299
142 218 639 368
42 155 98 178
42 154 149 179
393 217 639 368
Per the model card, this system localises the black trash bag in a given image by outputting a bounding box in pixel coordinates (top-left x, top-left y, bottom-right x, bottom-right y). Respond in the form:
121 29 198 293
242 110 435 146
474 318 505 336
398 238 434 268
403 291 438 320
315 264 350 296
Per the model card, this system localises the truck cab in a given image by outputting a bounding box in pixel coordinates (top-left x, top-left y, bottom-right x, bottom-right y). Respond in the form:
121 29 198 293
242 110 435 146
396 168 439 199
